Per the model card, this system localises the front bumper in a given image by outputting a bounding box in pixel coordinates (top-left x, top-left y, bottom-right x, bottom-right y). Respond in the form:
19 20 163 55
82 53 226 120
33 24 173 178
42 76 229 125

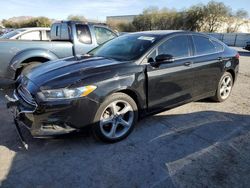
6 91 100 137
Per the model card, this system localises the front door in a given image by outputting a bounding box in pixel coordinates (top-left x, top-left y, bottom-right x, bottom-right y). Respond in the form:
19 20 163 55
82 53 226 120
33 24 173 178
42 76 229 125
146 35 195 112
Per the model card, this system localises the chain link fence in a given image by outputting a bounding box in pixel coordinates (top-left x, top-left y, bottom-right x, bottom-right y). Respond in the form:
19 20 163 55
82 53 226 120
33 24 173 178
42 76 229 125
204 32 250 47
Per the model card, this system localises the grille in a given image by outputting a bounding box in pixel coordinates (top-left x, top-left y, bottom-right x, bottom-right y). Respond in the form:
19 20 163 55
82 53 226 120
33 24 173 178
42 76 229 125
17 85 37 106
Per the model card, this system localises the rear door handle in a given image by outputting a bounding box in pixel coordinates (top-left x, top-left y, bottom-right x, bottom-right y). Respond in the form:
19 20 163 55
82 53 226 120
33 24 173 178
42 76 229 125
184 62 192 67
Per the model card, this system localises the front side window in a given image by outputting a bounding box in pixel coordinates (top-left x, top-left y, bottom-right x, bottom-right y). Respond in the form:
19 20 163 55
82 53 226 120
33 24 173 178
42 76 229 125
158 35 190 58
94 27 116 44
89 34 160 61
19 31 41 40
192 35 216 55
76 24 92 44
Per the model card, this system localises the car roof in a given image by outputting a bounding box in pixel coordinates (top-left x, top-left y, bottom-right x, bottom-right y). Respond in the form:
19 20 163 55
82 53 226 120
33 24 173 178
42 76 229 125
129 30 206 36
125 30 215 40
57 20 107 26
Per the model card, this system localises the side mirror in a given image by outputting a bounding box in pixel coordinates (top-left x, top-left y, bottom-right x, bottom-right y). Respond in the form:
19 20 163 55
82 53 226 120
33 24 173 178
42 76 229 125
149 54 175 67
156 54 174 63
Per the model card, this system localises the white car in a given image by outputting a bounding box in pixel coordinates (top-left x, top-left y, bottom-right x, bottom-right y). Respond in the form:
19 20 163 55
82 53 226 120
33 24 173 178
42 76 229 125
0 27 50 40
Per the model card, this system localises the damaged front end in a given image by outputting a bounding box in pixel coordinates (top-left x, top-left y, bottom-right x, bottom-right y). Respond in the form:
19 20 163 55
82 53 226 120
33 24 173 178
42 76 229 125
6 82 77 149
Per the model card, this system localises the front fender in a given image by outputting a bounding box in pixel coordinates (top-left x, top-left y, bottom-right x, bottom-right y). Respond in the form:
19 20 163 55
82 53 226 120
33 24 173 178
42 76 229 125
10 48 58 71
93 71 147 111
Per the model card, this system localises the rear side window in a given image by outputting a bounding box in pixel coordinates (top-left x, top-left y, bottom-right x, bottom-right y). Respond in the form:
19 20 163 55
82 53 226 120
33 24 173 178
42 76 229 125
192 35 216 55
76 24 92 44
158 35 190 58
212 40 224 52
94 27 116 44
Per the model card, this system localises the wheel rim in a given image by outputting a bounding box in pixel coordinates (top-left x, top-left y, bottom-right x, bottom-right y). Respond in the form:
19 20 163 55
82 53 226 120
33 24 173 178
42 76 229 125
99 100 134 139
220 75 232 100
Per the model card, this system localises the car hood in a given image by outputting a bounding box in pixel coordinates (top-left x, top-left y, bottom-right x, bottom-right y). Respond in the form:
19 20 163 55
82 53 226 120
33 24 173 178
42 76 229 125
24 56 124 89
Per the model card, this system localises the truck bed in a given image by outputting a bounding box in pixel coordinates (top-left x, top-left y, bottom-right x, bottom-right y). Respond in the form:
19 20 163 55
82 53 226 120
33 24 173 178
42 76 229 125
0 39 73 80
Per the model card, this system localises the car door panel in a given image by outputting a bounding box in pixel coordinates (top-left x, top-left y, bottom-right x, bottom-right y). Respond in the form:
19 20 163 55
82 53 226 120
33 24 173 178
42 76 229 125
146 35 196 112
192 54 222 97
147 58 195 111
190 35 223 98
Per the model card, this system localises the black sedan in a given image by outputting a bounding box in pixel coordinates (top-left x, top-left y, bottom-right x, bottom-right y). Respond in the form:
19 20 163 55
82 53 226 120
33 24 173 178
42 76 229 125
7 31 239 142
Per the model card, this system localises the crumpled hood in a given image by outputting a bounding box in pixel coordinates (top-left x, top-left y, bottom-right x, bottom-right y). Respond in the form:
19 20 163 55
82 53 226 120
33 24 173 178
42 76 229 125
24 56 122 89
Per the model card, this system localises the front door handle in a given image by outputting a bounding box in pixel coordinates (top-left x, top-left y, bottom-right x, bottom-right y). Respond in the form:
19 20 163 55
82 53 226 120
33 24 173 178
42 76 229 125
217 57 223 62
184 62 192 66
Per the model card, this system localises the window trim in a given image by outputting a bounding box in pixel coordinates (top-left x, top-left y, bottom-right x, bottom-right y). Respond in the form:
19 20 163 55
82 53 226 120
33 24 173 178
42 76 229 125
142 33 226 65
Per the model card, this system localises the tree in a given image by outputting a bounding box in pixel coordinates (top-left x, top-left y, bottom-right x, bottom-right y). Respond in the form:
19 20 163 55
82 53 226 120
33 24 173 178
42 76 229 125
183 4 206 31
117 22 136 32
2 17 51 28
67 15 87 22
202 1 231 32
226 10 249 33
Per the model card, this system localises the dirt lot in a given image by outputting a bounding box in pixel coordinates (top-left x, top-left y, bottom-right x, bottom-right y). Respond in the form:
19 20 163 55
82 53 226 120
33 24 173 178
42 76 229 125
0 48 249 188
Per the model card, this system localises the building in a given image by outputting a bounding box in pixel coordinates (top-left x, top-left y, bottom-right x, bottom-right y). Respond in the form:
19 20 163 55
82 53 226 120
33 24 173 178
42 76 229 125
106 15 137 23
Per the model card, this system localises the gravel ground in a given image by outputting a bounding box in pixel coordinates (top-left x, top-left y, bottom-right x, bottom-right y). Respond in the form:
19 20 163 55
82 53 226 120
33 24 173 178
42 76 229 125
0 47 249 188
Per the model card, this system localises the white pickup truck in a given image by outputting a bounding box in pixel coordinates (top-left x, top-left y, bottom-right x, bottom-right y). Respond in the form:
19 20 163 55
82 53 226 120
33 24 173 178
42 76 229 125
0 27 50 40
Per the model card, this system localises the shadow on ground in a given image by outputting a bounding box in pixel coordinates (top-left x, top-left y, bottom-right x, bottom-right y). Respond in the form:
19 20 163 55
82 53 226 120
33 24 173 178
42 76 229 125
1 109 250 188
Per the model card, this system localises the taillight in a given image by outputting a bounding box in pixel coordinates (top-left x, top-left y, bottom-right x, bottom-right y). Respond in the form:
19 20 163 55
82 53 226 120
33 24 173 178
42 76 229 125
235 53 240 59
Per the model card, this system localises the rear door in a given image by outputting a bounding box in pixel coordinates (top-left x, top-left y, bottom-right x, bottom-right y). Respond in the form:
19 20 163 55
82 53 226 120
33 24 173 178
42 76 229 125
146 34 195 111
190 35 224 98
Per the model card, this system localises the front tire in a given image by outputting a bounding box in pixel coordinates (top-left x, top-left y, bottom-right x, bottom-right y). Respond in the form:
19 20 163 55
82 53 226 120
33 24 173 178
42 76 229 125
92 93 138 142
16 62 42 80
212 72 233 102
21 62 42 75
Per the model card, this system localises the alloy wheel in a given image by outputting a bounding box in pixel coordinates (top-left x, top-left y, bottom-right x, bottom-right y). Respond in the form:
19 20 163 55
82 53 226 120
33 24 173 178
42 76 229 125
99 100 134 139
220 75 232 100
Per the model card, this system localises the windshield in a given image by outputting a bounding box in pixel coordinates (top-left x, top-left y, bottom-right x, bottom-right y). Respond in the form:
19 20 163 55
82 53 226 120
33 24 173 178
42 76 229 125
0 29 25 39
89 34 160 61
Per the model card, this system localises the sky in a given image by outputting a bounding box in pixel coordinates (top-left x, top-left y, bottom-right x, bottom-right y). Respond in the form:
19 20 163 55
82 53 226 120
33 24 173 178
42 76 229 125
1 0 249 21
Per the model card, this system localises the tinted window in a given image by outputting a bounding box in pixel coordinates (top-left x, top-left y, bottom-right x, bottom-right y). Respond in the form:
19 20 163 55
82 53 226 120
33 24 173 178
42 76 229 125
212 40 224 52
192 35 216 55
94 27 116 44
89 34 160 61
76 24 92 44
158 35 190 58
20 31 41 40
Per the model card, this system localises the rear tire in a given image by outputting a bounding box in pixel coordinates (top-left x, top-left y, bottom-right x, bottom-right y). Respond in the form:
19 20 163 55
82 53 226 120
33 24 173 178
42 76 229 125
212 72 233 102
92 93 138 143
